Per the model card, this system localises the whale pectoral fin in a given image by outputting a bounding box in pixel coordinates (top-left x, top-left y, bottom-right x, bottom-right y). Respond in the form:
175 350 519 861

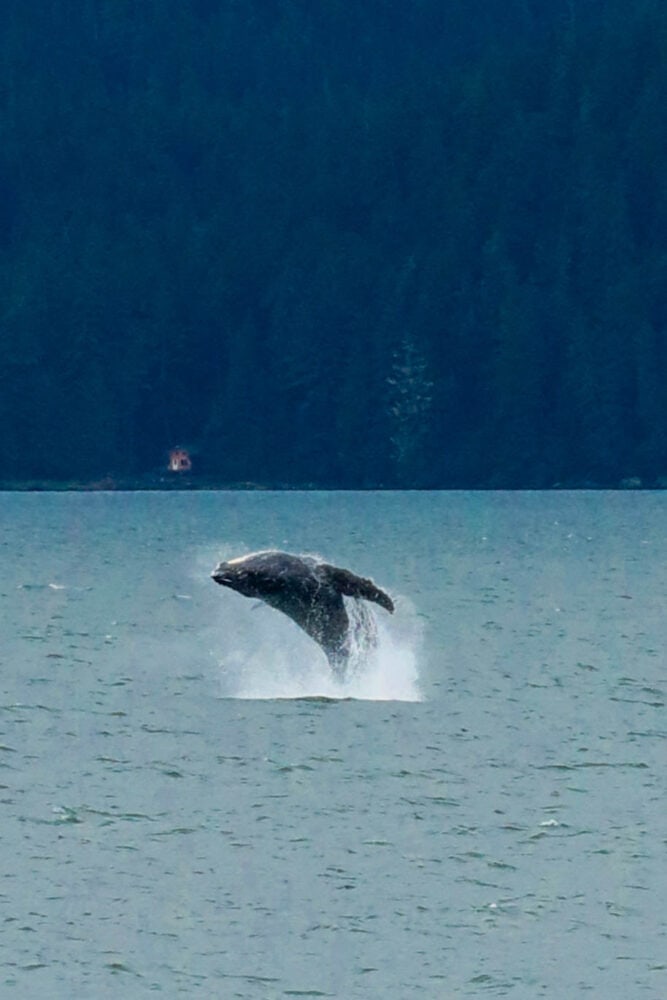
321 564 395 614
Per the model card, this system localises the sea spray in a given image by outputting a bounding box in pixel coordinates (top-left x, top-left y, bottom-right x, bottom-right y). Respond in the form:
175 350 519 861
217 596 423 702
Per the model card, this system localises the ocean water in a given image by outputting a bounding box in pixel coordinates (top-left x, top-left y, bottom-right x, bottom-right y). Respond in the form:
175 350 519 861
1 490 665 998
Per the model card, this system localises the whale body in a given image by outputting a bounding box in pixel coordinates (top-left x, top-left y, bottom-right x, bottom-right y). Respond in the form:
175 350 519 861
211 550 394 676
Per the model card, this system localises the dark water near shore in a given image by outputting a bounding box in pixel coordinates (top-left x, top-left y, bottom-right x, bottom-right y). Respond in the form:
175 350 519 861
1 491 665 997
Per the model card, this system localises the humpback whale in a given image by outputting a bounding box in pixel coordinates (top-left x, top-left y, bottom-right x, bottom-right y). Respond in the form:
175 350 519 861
211 550 394 676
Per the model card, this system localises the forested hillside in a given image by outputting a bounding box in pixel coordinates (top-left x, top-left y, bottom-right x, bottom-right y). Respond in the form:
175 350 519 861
1 0 665 488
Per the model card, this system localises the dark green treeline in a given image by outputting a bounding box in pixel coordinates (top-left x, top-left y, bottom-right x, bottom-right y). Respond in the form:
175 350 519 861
2 0 666 487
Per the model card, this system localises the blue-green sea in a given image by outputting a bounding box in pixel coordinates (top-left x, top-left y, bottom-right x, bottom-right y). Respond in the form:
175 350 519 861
1 490 665 997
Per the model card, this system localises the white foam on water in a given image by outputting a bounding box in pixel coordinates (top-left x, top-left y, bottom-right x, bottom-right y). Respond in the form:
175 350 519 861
216 596 423 702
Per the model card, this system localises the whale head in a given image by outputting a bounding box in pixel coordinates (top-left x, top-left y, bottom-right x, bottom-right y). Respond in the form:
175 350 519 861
211 551 287 599
211 556 257 597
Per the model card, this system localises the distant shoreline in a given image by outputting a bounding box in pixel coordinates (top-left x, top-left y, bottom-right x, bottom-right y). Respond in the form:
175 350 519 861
0 477 294 493
0 476 661 492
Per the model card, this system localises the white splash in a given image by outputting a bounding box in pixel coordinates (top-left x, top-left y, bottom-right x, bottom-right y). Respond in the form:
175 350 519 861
216 597 423 702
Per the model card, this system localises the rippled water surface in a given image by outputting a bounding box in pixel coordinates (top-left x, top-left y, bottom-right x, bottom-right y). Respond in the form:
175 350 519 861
1 490 665 997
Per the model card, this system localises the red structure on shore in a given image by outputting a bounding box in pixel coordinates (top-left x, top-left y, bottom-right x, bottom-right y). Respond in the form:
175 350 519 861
168 448 192 473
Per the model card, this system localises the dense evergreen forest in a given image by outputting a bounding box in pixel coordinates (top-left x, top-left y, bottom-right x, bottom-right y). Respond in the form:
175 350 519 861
2 0 666 488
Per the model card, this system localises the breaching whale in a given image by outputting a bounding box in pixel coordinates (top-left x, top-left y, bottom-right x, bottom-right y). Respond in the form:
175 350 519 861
211 550 394 676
